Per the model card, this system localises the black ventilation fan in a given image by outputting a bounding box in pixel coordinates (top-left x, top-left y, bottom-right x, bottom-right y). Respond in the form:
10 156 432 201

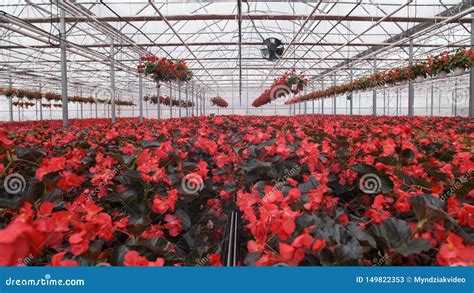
261 37 284 61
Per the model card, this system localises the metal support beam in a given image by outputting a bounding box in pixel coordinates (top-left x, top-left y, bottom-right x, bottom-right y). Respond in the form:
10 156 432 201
185 84 189 117
157 85 161 119
408 40 415 117
196 85 199 116
431 83 434 117
470 12 474 119
178 84 182 118
191 82 195 116
202 89 206 116
321 80 325 115
139 72 143 123
8 76 13 122
80 89 83 119
396 88 399 116
60 7 69 127
238 0 242 106
39 82 43 121
333 75 337 115
373 59 377 116
110 39 116 124
170 84 173 119
349 68 353 116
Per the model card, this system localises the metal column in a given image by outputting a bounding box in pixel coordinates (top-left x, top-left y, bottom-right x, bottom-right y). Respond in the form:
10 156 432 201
170 84 173 119
80 89 83 119
185 84 189 117
110 39 116 124
95 93 98 119
202 89 206 116
60 7 69 127
157 85 161 119
383 90 386 116
372 59 377 116
408 40 415 117
454 80 458 116
470 12 474 118
349 69 353 116
321 80 325 114
430 83 434 117
333 74 336 115
39 82 43 121
139 73 143 123
396 88 399 116
178 84 182 118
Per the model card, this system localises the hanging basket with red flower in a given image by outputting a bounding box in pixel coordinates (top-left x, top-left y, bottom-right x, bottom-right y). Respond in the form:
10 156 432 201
210 96 228 108
427 51 452 76
25 91 43 100
44 92 61 101
144 95 193 107
3 88 17 98
138 55 193 84
252 69 307 107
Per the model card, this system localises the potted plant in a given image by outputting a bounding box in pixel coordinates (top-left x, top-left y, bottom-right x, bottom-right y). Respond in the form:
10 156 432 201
4 88 16 98
451 48 472 76
427 51 451 79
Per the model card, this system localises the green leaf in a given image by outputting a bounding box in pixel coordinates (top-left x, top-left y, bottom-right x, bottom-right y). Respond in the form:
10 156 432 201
14 146 46 162
350 164 378 174
409 195 452 225
394 238 431 257
141 140 161 149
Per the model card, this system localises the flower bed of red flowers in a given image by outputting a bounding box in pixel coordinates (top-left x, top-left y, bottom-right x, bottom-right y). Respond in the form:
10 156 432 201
0 115 472 267
286 48 474 105
253 69 308 107
210 96 229 108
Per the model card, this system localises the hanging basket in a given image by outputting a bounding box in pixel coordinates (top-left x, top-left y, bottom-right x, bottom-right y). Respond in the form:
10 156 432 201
453 67 465 76
437 71 448 79
415 76 424 83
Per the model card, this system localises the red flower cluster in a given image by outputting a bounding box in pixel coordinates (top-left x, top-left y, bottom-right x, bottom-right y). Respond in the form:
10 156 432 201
0 115 472 267
210 96 229 108
138 55 193 83
253 69 308 107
